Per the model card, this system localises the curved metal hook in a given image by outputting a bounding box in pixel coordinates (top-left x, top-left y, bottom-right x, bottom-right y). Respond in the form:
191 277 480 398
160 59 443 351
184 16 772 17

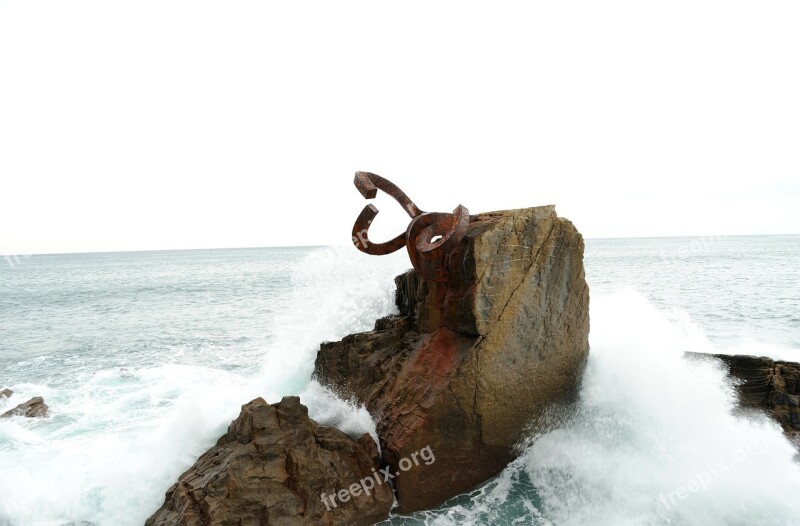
354 172 422 218
408 205 470 261
350 171 470 282
351 172 424 255
406 205 470 280
352 203 409 255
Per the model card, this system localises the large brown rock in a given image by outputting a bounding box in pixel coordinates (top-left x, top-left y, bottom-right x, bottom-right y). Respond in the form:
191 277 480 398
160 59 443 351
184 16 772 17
146 396 394 526
691 353 800 444
314 205 590 512
0 396 48 418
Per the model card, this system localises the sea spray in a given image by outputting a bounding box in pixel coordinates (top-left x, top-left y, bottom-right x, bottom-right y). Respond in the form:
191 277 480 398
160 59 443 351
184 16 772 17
405 290 800 525
0 365 257 525
302 380 379 445
524 289 800 525
0 246 407 526
259 245 409 399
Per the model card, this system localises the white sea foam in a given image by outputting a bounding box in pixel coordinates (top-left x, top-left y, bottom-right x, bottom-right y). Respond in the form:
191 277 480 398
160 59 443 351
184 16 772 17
302 380 379 445
414 289 800 525
0 364 264 525
0 246 407 526
712 340 800 363
524 289 800 525
258 245 409 400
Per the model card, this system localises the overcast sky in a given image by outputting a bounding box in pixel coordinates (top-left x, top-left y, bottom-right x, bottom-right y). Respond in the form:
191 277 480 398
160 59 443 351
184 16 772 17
1 1 798 255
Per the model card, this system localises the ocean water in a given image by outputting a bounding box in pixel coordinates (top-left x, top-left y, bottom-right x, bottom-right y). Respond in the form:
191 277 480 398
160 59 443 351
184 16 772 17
1 235 799 525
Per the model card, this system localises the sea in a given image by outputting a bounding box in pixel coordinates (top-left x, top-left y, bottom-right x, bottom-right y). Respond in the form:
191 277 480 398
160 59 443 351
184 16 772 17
1 235 799 526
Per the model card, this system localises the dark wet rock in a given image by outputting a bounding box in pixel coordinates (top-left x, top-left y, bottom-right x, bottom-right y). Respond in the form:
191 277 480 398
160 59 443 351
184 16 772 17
689 353 800 444
0 388 12 399
0 396 48 419
146 396 394 526
357 433 382 469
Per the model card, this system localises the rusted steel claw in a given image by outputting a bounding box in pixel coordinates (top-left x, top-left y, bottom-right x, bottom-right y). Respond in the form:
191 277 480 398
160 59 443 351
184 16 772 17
354 172 422 218
405 205 470 282
351 172 469 282
408 205 470 260
351 203 408 255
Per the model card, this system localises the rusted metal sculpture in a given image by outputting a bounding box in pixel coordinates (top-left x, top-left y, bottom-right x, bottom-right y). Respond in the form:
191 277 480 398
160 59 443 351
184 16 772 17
351 172 469 282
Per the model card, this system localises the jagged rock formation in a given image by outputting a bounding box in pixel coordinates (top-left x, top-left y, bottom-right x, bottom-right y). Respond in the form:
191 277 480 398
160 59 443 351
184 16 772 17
693 353 800 444
314 205 590 512
0 396 48 418
145 396 394 526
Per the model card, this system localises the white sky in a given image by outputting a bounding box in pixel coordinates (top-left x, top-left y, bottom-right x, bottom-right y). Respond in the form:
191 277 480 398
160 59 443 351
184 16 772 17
1 1 798 255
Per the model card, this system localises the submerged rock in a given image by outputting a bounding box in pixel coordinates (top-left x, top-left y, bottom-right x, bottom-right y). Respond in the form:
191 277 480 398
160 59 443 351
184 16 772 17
0 396 48 418
145 396 394 526
691 353 800 444
314 205 590 512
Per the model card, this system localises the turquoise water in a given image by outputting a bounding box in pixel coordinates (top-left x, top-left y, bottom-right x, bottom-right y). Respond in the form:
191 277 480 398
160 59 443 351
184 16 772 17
1 236 799 525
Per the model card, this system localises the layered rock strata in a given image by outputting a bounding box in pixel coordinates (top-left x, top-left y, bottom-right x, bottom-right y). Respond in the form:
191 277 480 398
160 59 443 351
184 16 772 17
691 353 800 444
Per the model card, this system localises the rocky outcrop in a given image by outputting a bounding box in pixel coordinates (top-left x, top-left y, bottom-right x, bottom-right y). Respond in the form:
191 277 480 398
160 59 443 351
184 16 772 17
0 396 48 418
691 353 800 444
146 396 394 526
314 205 590 512
0 388 12 399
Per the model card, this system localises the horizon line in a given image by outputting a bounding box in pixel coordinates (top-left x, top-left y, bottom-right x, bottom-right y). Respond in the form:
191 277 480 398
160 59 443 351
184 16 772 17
5 232 799 258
